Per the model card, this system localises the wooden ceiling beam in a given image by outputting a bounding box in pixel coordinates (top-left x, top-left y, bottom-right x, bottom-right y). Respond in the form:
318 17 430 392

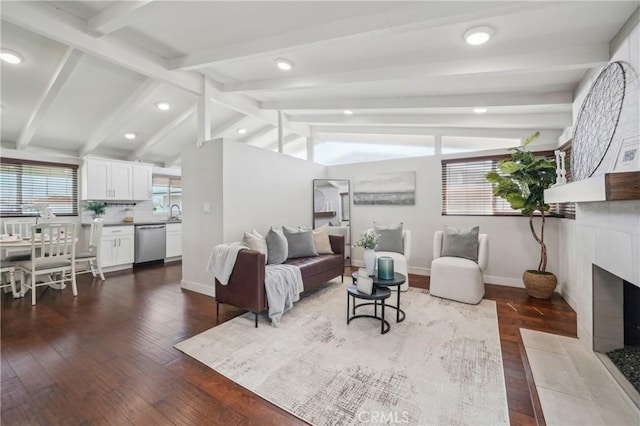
311 126 563 140
260 91 573 111
88 1 156 36
291 113 572 129
223 45 608 92
16 47 83 150
128 104 196 161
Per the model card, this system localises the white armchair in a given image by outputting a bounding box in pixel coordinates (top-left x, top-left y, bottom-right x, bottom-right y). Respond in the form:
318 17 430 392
370 229 411 291
430 231 488 304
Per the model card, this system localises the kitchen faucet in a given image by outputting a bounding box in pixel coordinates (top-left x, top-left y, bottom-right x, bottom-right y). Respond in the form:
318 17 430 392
170 204 181 221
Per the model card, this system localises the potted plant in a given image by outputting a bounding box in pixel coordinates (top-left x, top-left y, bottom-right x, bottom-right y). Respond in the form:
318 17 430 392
355 230 380 275
85 201 106 218
486 132 558 299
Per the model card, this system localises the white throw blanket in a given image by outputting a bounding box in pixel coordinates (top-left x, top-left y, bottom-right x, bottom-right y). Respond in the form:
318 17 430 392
207 242 247 285
264 264 303 327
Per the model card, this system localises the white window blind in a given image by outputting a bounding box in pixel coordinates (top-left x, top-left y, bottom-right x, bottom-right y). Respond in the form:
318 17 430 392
441 155 514 215
0 159 78 217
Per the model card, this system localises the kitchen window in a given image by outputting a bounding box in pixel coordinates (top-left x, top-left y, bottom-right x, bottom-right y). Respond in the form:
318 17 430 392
152 176 182 213
0 158 78 217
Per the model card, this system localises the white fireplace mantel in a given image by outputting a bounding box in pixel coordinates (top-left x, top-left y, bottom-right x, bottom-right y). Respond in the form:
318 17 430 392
544 171 640 203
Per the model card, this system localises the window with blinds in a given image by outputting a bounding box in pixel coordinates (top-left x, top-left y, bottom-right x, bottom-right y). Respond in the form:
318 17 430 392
0 159 79 217
442 151 574 218
442 155 515 215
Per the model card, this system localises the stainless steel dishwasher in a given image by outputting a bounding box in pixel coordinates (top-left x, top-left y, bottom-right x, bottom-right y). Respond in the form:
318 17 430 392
134 224 166 264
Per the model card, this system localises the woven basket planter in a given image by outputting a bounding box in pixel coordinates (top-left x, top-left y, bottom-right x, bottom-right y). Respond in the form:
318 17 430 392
523 270 557 299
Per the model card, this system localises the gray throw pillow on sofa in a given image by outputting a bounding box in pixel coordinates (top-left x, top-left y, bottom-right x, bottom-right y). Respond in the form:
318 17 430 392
441 226 479 262
283 226 318 259
374 222 404 254
266 227 288 264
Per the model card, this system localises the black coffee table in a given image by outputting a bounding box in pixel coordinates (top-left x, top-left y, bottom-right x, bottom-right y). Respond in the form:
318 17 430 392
352 271 406 323
346 284 391 334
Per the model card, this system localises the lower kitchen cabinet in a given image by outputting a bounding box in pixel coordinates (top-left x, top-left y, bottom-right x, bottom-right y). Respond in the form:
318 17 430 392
165 223 182 258
100 226 135 268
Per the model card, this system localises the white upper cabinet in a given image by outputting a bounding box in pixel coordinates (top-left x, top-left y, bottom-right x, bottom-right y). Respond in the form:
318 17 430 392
82 158 151 201
132 164 153 200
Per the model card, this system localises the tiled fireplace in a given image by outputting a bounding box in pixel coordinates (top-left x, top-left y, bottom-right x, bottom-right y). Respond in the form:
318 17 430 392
592 264 640 408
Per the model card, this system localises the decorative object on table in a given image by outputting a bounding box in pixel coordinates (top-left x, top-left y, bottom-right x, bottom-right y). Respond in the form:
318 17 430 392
175 285 509 426
486 132 558 299
377 256 394 280
355 229 379 275
552 149 567 186
611 133 640 172
356 269 374 295
353 171 416 205
572 61 627 181
85 200 106 218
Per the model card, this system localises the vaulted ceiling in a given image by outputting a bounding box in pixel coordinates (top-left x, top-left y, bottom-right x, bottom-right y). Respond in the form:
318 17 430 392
1 1 637 166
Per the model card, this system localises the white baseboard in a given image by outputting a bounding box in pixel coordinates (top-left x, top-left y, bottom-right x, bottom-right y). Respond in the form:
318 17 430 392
181 279 215 297
483 275 525 288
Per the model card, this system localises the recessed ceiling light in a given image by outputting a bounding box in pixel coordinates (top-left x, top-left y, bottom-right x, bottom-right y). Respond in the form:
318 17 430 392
124 133 137 140
275 58 294 71
156 102 170 111
473 107 488 114
464 26 494 46
0 49 23 64
343 110 354 115
237 128 247 134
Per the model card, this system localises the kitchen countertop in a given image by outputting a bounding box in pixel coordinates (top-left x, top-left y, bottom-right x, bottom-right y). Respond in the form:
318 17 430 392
81 220 181 227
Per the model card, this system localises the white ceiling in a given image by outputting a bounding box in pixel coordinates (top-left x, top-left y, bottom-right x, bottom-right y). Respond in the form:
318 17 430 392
1 1 637 166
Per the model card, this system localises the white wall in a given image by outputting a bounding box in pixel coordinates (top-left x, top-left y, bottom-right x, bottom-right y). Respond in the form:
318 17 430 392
180 139 326 296
558 13 640 346
181 139 224 296
222 141 326 242
328 155 559 287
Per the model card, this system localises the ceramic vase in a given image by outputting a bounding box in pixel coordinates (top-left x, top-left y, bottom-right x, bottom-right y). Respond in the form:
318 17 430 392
363 249 376 276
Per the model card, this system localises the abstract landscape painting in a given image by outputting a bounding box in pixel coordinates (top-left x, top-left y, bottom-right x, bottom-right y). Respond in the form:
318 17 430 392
353 171 415 205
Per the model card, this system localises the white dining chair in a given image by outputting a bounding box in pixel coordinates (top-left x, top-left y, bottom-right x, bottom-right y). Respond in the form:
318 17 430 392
16 223 77 305
2 219 33 262
74 218 105 281
0 262 19 299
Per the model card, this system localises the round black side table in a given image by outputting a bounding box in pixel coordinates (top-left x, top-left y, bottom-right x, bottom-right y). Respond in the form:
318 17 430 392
352 272 406 323
346 284 391 334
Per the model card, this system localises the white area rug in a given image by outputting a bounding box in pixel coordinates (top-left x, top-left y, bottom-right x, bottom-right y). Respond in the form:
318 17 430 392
176 280 509 425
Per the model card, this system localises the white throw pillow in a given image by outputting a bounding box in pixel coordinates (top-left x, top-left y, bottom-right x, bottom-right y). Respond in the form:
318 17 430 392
242 229 268 264
312 224 334 255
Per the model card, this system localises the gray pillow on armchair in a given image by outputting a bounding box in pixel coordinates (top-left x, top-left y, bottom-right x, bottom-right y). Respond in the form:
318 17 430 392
441 226 479 262
374 222 404 254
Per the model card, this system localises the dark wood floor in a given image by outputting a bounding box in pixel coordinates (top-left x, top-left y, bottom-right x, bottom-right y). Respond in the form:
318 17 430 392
1 263 576 425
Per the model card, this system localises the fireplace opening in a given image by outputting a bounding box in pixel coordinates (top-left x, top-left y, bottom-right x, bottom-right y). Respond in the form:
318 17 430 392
606 281 640 394
592 265 640 408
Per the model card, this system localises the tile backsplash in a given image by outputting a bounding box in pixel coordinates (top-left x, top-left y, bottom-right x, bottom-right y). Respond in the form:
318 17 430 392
81 200 172 224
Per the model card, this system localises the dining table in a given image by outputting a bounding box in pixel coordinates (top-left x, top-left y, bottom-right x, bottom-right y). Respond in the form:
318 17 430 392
0 236 78 293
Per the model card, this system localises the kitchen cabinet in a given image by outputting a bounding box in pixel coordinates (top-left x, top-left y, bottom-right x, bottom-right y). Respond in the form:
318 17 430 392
83 158 133 200
165 223 182 258
132 164 153 200
100 226 135 268
82 158 153 201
